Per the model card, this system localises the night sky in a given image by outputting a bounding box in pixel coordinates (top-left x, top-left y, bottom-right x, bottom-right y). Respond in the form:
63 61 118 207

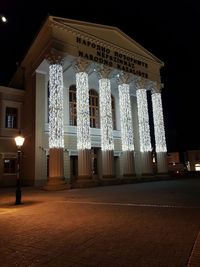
1 0 200 153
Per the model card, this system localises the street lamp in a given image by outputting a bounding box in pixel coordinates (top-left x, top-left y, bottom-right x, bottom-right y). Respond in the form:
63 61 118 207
14 134 25 205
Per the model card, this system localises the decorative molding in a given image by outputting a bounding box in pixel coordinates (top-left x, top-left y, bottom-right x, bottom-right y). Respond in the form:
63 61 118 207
134 76 148 90
97 65 113 79
117 71 133 85
50 17 158 65
45 48 65 65
72 57 91 73
149 81 162 94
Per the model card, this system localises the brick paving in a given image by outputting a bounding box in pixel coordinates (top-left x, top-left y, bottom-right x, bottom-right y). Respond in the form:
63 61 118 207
0 178 200 267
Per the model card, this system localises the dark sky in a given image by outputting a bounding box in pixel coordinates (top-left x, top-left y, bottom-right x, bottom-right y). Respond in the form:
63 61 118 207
1 0 200 153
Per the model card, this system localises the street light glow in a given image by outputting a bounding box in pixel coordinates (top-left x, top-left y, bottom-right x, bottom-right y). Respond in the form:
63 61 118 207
15 135 25 148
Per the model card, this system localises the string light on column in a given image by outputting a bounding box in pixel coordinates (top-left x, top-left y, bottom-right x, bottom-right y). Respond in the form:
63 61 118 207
76 72 91 150
152 93 167 152
49 64 64 148
136 89 152 152
118 83 134 151
99 78 114 151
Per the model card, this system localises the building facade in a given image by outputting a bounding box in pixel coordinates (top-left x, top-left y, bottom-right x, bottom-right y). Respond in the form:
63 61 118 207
1 16 168 188
0 86 24 186
185 150 200 171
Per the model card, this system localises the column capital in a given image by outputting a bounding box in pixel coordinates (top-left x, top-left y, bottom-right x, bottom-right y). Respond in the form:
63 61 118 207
117 71 132 85
96 65 113 79
133 76 148 90
73 57 91 73
148 80 163 94
46 49 64 65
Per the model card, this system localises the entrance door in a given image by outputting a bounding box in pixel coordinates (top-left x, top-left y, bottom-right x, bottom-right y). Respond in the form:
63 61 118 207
91 148 99 179
70 156 78 182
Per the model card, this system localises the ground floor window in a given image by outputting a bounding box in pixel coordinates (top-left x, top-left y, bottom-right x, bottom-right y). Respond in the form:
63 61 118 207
5 107 18 128
91 148 98 175
70 156 78 179
3 159 16 173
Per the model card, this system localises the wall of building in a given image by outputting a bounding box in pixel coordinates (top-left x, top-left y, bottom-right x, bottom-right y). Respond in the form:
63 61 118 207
21 73 36 185
186 150 200 171
0 86 24 186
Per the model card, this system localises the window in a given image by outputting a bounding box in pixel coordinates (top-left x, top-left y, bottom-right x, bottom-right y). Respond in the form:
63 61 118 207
111 95 116 130
69 85 77 126
3 159 16 173
89 89 99 128
5 107 18 128
68 86 116 129
91 148 98 175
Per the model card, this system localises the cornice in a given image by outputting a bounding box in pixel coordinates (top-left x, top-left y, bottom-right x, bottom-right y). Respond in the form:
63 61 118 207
49 18 160 66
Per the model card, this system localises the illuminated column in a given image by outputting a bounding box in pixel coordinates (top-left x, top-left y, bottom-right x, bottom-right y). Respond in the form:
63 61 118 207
44 53 66 190
135 78 153 175
151 83 168 174
75 60 92 179
98 67 114 178
118 73 135 177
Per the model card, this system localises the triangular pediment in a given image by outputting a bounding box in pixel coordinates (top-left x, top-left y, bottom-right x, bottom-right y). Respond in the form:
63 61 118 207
51 16 162 64
10 15 163 88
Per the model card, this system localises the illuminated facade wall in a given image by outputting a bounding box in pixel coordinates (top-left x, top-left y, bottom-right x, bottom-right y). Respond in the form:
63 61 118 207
1 16 168 187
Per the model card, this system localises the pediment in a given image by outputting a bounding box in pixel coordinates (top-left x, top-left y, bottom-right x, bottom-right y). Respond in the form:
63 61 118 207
10 15 163 88
51 16 162 64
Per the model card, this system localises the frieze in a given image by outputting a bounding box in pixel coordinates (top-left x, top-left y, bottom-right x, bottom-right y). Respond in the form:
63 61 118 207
76 37 148 78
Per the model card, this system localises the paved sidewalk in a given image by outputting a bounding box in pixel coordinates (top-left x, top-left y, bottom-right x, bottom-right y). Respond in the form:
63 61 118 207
0 178 200 266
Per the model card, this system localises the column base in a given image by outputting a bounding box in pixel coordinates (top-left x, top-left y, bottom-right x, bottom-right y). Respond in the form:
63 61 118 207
71 177 98 188
123 151 135 176
102 174 115 179
156 152 168 173
102 150 114 177
123 173 136 177
141 173 154 177
43 177 70 191
121 175 137 184
156 172 170 178
99 177 120 186
141 151 153 174
139 173 156 182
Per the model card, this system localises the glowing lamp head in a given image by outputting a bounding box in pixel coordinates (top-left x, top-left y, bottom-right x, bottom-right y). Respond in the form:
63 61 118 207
15 135 25 148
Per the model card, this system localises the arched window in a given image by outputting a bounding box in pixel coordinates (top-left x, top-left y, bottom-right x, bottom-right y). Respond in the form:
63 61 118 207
89 89 99 128
69 85 77 126
68 86 116 130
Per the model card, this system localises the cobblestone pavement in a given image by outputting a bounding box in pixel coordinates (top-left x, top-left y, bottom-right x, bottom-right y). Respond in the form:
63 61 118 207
0 178 200 267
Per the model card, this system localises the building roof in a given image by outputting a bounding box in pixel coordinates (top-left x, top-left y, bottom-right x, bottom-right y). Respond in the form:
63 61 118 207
10 15 163 88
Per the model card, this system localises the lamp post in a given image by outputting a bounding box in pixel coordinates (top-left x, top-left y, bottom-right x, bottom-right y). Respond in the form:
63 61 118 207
14 134 25 205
